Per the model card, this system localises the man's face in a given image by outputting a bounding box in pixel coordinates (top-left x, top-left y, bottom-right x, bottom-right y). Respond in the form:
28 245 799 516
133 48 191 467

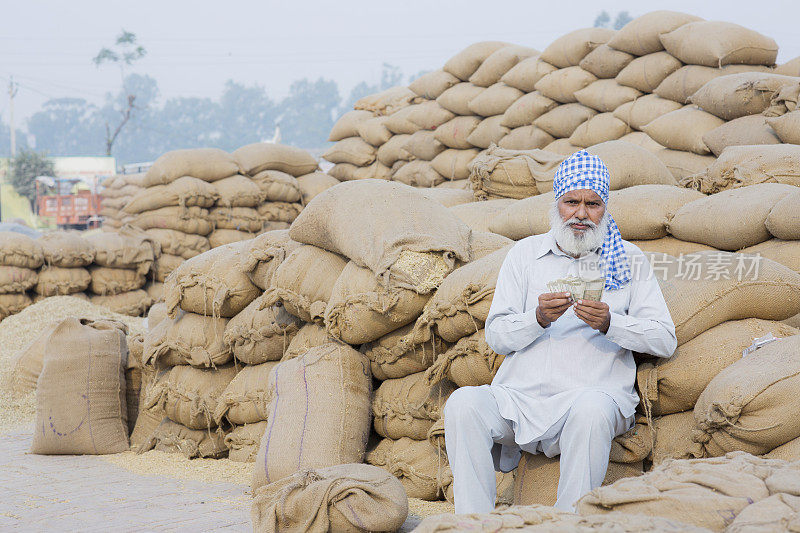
557 189 605 236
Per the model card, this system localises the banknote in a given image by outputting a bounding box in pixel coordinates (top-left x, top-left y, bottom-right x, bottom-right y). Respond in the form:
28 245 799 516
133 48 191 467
546 276 604 302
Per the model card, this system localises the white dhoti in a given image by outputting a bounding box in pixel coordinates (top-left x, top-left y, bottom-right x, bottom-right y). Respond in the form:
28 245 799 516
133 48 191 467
443 385 631 514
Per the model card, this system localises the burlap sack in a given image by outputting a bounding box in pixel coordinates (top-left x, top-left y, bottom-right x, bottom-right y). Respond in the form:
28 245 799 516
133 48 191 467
416 188 475 208
425 329 505 387
545 139 582 155
765 436 800 461
124 176 219 214
215 362 280 425
251 463 409 533
613 94 683 130
443 41 510 81
619 132 664 153
437 83 486 115
434 116 481 150
144 311 231 368
252 344 372 488
534 104 597 138
152 253 183 283
467 146 565 201
660 21 779 67
607 10 702 56
233 143 318 177
144 280 164 303
469 45 538 88
240 230 302 291
617 52 683 93
376 134 412 167
289 180 472 294
574 79 641 113
406 101 457 131
225 421 268 462
142 148 239 187
609 185 703 240
569 113 631 147
0 292 32 319
325 261 430 345
296 172 338 204
579 44 634 79
35 265 91 296
322 137 376 166
383 104 423 135
129 368 165 451
144 228 210 260
364 321 449 380
498 126 556 151
540 27 614 68
690 72 799 121
366 437 450 501
693 334 800 457
283 323 337 361
39 231 95 267
706 115 781 157
468 83 524 117
90 290 151 316
0 265 37 293
650 411 702 464
467 116 510 149
766 110 800 145
10 321 59 396
431 149 480 180
125 366 141 435
638 319 798 416
777 56 800 76
470 231 514 260
133 205 213 235
147 302 168 331
448 200 517 231
373 371 456 441
727 493 800 533
30 318 129 454
642 106 724 155
148 364 237 430
740 239 800 273
224 294 301 364
356 115 392 146
435 179 471 190
655 149 716 181
251 170 302 203
354 86 420 116
668 183 794 250
389 161 443 188
0 231 44 268
127 332 144 369
686 144 800 194
89 265 145 295
256 202 302 224
534 67 597 104
150 418 229 458
767 191 800 241
165 240 261 318
655 64 774 104
514 452 643 507
501 92 558 128
409 69 460 99
404 130 446 161
501 57 558 92
208 206 261 233
211 174 264 208
328 110 373 142
209 228 262 248
86 226 158 275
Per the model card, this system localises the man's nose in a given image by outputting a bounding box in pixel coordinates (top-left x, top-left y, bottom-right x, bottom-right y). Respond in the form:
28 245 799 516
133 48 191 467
575 203 588 219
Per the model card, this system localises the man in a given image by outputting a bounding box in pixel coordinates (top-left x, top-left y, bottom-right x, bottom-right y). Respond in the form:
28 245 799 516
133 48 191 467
443 150 676 514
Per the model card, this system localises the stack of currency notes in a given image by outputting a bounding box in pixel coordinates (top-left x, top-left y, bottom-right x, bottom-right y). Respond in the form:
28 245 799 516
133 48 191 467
547 276 604 301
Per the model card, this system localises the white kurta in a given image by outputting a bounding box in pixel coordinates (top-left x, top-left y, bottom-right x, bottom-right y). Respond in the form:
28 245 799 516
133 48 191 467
484 231 677 472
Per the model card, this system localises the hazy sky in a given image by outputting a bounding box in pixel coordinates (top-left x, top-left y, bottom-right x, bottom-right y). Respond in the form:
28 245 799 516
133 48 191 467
2 0 799 129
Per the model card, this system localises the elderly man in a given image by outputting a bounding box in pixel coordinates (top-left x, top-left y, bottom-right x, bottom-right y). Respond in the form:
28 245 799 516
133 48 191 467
443 150 676 514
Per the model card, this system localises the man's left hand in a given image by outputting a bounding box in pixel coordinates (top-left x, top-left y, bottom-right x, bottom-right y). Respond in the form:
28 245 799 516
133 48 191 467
574 299 611 333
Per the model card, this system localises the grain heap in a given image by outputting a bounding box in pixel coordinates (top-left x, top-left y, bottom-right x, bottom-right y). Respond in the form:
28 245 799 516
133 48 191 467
100 173 144 231
0 231 42 319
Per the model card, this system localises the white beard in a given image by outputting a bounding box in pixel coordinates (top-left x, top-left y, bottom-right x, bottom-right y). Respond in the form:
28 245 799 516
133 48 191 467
549 203 610 257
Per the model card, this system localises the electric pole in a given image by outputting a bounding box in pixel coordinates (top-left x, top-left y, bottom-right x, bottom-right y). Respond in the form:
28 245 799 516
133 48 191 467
8 76 17 157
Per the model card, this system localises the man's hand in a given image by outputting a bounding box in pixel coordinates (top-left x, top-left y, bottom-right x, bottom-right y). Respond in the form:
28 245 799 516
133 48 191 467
574 299 611 333
536 292 573 328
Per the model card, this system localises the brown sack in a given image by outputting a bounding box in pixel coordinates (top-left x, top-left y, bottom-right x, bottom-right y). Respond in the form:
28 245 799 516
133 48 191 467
153 254 184 283
701 115 780 157
0 265 37 293
328 110 373 142
765 436 800 461
31 318 129 454
150 364 238 430
86 226 158 275
223 293 302 364
0 232 44 269
90 290 152 317
616 52 683 93
607 10 703 56
144 228 210 260
366 437 450 501
608 185 703 240
642 106 724 155
579 44 634 79
613 94 683 129
488 193 554 240
767 190 800 240
384 104 423 135
233 143 318 177
257 201 303 223
225 421 267 462
501 57 558 92
766 110 800 145
466 116 509 149
123 176 219 214
373 371 456 441
501 91 558 128
242 230 303 291
660 21 779 67
364 322 449 381
212 174 264 208
416 188 475 208
545 139 583 155
655 64 774 104
208 228 259 248
354 86 420 116
619 132 664 153
133 206 213 236
150 418 229 458
11 321 60 396
39 231 95 267
89 266 145 295
434 116 481 150
443 41 510 81
431 149 480 180
655 149 716 181
436 83 486 116
690 72 800 120
143 311 231 368
283 323 338 361
35 266 91 296
534 104 597 138
296 172 339 204
376 134 412 167
498 126 556 151
534 67 597 104
726 493 800 533
684 144 800 194
540 27 615 68
142 148 239 187
409 69 460 99
568 113 631 147
468 146 565 201
469 45 538 88
251 170 302 203
468 83 524 117
392 160 445 188
449 200 517 231
407 101 456 131
425 329 505 387
0 292 32 319
322 137 377 166
404 130 446 161
215 362 280 425
357 115 393 147
574 79 641 113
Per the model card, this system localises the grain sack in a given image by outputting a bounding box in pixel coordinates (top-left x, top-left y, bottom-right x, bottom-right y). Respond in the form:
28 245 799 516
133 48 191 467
376 134 412 166
0 292 31 319
10 321 59 396
266 245 347 324
607 10 703 55
767 110 800 144
125 366 141 435
252 343 372 488
356 115 392 146
251 170 302 203
133 206 213 235
468 147 565 201
767 191 800 240
425 329 505 387
150 418 229 458
325 261 430 345
514 452 643 507
123 176 219 214
283 323 337 361
152 254 183 284
436 83 486 117
435 116 481 150
690 72 799 120
404 130 446 161
289 180 472 293
251 463 408 533
257 201 303 224
545 139 583 156
777 56 800 76
147 302 168 330
210 206 264 232
224 294 301 364
208 228 258 248
579 44 634 79
569 113 631 147
443 41 510 81
469 45 538 88
328 109 373 142
576 452 775 531
661 21 778 67
613 94 683 129
409 69 460 99
416 188 475 208
407 101 456 131
470 231 514 260
242 230 303 291
165 240 260 318
501 91 558 128
616 52 683 93
500 57 558 92
642 106 724 155
145 228 210 260
322 137 376 166
86 226 158 275
668 183 793 250
35 265 91 296
225 421 267 462
449 199 516 231
89 266 145 295
655 64 774 104
702 115 780 157
609 185 703 240
129 369 165 451
212 174 264 208
540 27 614 68
498 126 555 151
655 149 715 181
354 86 419 116
650 411 703 464
765 436 800 461
574 79 641 113
588 140 678 187
637 319 797 416
685 144 800 194
233 143 318 177
0 231 44 269
0 265 37 293
373 372 456 441
727 493 800 533
534 104 597 138
30 318 129 454
366 437 449 501
467 116 509 149
468 83 524 117
39 231 95 267
144 281 164 303
143 311 230 368
739 239 800 272
431 148 480 180
534 67 597 103
148 364 237 430
435 179 470 190
142 148 238 187
618 131 664 153
364 322 449 381
215 362 280 425
296 172 338 204
383 104 422 135
489 192 554 240
693 334 800 457
90 290 151 316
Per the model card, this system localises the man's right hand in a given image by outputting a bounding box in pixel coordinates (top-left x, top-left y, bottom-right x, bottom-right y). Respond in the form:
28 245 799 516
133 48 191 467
536 292 573 328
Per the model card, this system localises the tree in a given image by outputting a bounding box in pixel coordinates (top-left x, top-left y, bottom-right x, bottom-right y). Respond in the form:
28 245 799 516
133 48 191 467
0 115 28 157
594 11 611 28
613 11 633 30
28 98 104 156
93 30 147 155
9 150 54 208
280 78 341 148
216 81 277 150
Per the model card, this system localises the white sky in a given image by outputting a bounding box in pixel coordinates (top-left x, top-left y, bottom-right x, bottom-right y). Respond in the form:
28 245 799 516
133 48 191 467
2 0 799 129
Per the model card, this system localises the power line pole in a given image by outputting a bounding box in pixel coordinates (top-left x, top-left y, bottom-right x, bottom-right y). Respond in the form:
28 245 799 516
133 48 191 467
8 76 17 157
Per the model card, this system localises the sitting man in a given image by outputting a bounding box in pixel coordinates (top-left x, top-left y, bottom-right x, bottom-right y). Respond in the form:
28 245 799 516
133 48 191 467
443 150 677 513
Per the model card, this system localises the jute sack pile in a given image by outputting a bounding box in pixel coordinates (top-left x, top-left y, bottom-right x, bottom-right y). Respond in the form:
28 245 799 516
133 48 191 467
568 112 632 147
100 174 141 229
443 41 510 81
225 421 268 462
143 310 231 368
0 264 38 294
90 289 152 317
35 265 91 297
214 361 280 425
409 69 460 99
282 323 339 361
124 176 219 215
580 44 634 79
31 318 129 454
224 294 301 364
425 329 505 387
142 148 239 187
129 369 168 452
616 52 683 93
607 10 702 56
241 230 302 290
354 86 420 116
539 27 614 69
233 142 318 179
642 106 725 155
659 21 779 68
149 418 229 458
700 115 781 157
689 72 799 120
366 437 451 501
468 45 538 88
574 79 642 113
250 464 408 533
612 411 700 465
363 322 449 381
655 64 774 104
693 334 800 457
613 93 682 129
252 343 372 489
372 371 456 441
39 231 95 267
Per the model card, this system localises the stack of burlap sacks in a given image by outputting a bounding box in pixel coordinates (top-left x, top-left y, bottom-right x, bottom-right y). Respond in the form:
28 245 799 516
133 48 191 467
0 231 46 319
100 173 144 231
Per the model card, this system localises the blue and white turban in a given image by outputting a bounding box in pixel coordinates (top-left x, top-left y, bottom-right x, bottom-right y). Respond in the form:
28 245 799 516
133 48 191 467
553 150 631 290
